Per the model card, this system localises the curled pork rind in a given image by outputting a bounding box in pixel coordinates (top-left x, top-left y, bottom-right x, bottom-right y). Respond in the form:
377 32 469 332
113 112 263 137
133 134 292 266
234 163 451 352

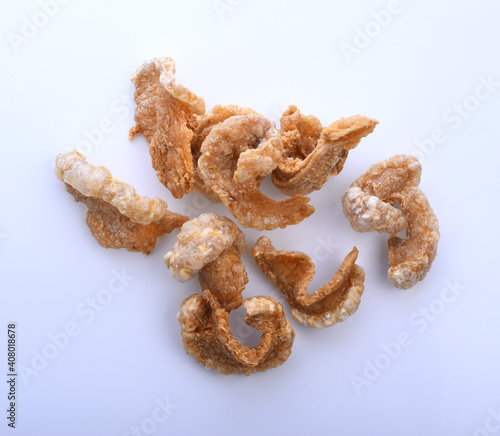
164 212 247 310
342 155 440 289
178 290 295 375
129 57 206 199
190 105 257 203
55 151 188 254
271 106 378 196
197 113 315 230
252 237 365 328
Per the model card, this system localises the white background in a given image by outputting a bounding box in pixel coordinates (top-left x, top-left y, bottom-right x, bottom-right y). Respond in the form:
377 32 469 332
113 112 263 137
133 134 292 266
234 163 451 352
1 1 499 435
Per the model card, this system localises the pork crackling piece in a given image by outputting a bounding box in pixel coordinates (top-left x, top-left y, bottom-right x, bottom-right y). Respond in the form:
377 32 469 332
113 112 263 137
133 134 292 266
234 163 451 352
55 151 188 254
178 290 295 375
164 212 247 310
272 106 378 196
197 113 315 230
387 186 440 289
342 155 439 289
129 57 206 199
252 237 365 328
190 105 257 203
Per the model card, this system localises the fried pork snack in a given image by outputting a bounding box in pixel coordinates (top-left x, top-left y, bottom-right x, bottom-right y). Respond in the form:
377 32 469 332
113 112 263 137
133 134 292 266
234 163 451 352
198 245 248 311
55 151 188 254
178 290 295 375
252 237 365 328
190 105 257 202
272 106 378 196
197 114 315 230
342 155 439 289
164 212 247 310
129 57 205 199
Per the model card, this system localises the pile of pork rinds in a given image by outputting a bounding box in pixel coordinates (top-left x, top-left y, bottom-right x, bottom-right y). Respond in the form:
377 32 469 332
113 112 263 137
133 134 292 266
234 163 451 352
54 57 440 376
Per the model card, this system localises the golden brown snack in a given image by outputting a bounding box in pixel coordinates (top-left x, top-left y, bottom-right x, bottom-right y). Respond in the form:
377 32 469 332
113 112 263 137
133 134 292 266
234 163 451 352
272 106 378 196
252 237 365 328
190 105 257 202
129 57 205 199
387 186 440 289
197 114 315 230
178 290 295 375
164 212 247 310
342 154 420 234
198 246 248 311
55 151 188 254
342 155 439 289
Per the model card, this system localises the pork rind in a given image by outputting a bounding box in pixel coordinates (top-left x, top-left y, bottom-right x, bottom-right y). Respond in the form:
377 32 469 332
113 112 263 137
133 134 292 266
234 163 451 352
178 290 295 375
198 245 248 311
129 57 206 199
271 106 378 196
342 155 439 289
190 105 257 202
197 113 315 230
55 151 188 254
164 212 247 310
252 237 365 328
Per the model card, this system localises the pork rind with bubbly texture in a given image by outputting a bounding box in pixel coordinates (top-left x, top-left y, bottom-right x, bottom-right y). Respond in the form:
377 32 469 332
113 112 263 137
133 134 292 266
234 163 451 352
197 113 315 230
252 237 365 328
55 151 188 254
129 57 205 199
178 290 295 375
190 105 257 202
272 106 378 196
164 212 247 310
342 155 439 289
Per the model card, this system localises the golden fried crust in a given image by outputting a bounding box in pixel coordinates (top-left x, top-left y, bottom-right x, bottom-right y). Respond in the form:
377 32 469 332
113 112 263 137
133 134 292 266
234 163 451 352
342 155 439 289
129 57 205 199
252 237 365 328
55 151 188 254
342 155 422 234
190 105 257 203
198 246 248 311
272 106 378 196
164 212 246 281
178 290 295 375
198 114 315 230
387 186 440 289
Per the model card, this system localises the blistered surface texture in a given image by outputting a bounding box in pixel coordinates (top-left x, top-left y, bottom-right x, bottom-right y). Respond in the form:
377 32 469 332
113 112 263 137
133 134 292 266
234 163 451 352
164 212 246 281
178 290 295 375
198 245 248 311
55 151 188 253
164 212 248 309
129 57 205 199
198 114 314 230
190 105 257 203
252 237 365 328
272 106 378 196
342 155 439 289
387 186 440 289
